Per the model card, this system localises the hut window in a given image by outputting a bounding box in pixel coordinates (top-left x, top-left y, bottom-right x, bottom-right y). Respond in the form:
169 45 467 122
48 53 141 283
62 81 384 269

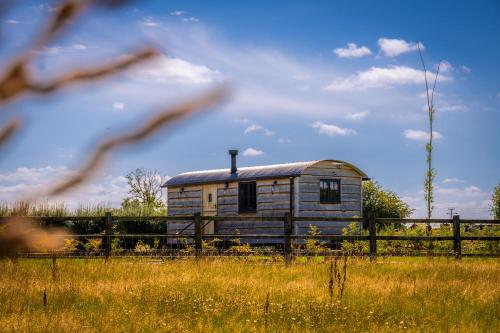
208 193 213 203
238 181 256 213
320 179 341 204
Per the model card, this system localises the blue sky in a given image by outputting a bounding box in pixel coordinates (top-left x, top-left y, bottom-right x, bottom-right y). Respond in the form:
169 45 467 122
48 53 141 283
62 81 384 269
1 0 499 217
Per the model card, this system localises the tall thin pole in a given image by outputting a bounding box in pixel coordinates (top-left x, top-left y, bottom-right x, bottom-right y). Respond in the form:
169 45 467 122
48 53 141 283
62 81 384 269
448 208 455 220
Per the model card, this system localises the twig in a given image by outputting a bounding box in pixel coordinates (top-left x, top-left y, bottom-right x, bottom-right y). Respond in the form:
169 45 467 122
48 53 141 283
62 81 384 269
417 43 431 113
0 0 158 105
0 117 21 150
0 48 157 104
328 260 334 302
35 0 88 50
339 255 348 300
26 48 157 94
430 62 441 107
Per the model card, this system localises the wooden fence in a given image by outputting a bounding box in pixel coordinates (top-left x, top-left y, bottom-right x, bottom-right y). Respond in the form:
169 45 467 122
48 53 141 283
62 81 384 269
4 213 499 260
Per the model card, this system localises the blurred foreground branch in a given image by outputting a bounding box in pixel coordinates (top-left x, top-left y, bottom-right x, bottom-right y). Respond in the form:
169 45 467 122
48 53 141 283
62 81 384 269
0 117 20 151
0 0 229 257
0 217 69 258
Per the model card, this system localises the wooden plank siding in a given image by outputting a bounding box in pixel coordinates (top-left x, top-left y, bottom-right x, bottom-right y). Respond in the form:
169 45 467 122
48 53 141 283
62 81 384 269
296 161 363 235
167 186 202 235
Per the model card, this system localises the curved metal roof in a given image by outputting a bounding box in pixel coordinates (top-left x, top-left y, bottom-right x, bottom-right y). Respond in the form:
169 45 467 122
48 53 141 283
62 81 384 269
164 160 369 187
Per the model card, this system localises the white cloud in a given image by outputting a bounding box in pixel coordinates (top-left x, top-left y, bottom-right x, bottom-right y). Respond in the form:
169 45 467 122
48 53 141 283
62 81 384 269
139 23 349 115
404 129 443 141
32 4 57 12
134 55 222 85
243 123 274 136
72 44 87 50
264 129 275 136
170 11 185 16
141 16 160 27
113 102 126 111
278 138 291 143
435 185 484 197
183 17 199 23
333 43 372 58
110 17 455 119
293 74 311 80
0 166 156 209
443 178 465 184
325 65 451 91
439 105 468 112
234 118 252 124
403 184 492 218
460 65 471 73
38 44 87 55
242 148 264 157
439 60 453 73
244 124 263 134
39 46 64 55
418 92 468 113
6 19 20 24
0 166 71 184
311 121 357 137
345 111 370 120
377 38 424 57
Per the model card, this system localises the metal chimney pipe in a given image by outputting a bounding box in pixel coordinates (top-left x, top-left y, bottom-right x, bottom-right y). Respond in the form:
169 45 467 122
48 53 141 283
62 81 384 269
229 150 238 174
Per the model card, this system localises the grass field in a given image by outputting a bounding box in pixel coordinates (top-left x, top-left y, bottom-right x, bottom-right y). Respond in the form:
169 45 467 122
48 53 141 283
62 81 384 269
0 257 498 332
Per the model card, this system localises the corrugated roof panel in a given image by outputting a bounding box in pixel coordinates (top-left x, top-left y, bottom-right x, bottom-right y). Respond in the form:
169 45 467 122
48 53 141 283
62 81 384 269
163 160 369 187
164 161 317 187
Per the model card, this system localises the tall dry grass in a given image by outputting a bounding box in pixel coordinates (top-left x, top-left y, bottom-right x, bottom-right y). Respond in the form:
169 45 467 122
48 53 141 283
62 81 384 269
0 257 498 332
0 201 167 217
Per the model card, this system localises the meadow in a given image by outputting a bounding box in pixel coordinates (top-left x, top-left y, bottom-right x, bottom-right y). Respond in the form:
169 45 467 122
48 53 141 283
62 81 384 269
0 257 498 332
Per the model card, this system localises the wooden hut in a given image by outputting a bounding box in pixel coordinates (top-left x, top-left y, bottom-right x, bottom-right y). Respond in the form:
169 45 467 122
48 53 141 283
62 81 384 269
163 150 369 237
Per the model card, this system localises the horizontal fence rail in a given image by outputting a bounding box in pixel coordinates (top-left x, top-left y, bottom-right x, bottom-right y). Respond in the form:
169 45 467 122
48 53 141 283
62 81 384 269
2 213 499 260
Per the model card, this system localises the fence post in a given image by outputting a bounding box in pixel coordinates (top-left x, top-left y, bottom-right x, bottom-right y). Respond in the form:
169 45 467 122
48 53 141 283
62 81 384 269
194 212 202 258
453 215 461 260
283 213 293 263
104 211 112 260
368 217 377 261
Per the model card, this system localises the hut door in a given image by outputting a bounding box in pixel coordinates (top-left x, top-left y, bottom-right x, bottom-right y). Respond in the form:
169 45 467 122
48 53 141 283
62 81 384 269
202 184 218 234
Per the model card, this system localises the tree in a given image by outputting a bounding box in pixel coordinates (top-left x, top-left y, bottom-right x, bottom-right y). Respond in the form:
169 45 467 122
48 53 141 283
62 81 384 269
418 44 442 223
491 183 500 220
362 181 413 229
121 168 166 211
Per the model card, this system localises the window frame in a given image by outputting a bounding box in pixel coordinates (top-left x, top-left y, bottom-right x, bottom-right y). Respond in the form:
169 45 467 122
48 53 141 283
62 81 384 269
238 181 257 213
319 179 341 204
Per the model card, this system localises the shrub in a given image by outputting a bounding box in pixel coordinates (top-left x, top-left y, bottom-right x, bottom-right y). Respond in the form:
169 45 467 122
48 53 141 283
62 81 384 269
83 239 102 254
134 240 151 253
304 224 327 254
